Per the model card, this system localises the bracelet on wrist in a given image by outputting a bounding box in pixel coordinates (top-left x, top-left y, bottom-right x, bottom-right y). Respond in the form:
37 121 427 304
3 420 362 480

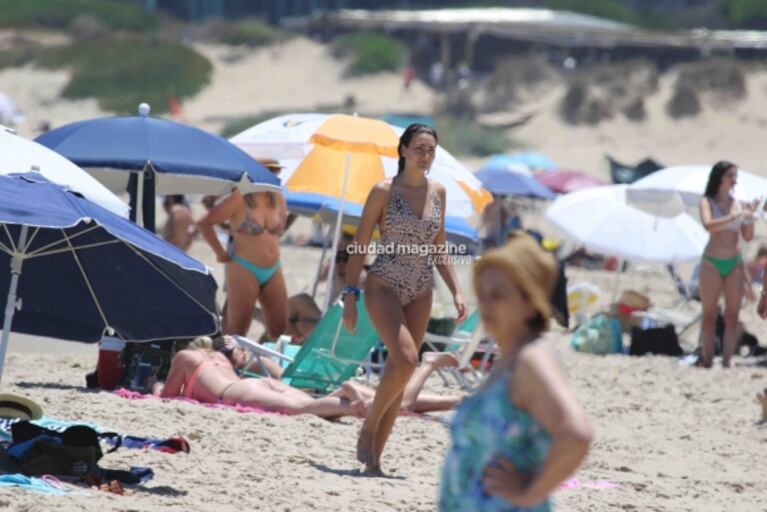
342 286 361 301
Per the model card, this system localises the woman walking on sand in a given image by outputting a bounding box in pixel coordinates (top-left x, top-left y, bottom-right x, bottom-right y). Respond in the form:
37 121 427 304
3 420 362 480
698 161 759 368
440 233 592 511
342 124 466 475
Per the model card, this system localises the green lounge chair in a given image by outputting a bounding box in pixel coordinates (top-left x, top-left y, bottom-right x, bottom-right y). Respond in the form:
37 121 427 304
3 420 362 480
238 293 379 394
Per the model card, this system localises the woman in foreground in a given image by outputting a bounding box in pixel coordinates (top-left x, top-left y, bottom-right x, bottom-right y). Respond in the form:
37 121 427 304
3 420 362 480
440 232 592 511
343 124 466 474
698 161 758 367
152 337 364 418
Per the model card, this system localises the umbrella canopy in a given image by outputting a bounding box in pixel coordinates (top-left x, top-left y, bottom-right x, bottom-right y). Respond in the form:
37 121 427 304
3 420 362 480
626 165 767 218
231 113 491 218
1 125 129 217
486 151 556 172
475 167 555 199
0 173 220 382
546 185 707 263
535 169 607 194
35 104 281 232
476 154 532 176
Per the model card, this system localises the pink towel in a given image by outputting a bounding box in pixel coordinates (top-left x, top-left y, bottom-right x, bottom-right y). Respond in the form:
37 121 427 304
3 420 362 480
560 478 620 490
113 388 276 415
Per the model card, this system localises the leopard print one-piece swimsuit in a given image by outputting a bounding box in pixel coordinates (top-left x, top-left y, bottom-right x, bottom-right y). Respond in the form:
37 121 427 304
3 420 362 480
369 181 442 305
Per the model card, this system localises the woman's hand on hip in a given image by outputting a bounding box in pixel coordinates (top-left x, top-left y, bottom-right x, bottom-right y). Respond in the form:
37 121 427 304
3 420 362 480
482 457 541 507
453 292 467 323
342 296 357 333
217 252 232 263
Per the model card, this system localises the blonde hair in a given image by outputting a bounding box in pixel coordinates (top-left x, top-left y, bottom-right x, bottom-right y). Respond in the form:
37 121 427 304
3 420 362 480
188 336 214 351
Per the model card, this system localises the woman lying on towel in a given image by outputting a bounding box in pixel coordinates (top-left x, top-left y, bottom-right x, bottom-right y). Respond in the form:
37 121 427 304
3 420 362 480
151 336 366 418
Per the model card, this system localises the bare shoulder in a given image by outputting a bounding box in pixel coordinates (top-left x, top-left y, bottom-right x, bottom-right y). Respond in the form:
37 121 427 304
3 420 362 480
515 340 560 382
429 179 446 194
368 179 394 201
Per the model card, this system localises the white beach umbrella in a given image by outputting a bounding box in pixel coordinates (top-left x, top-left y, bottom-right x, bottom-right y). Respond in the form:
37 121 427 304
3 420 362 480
546 185 707 264
626 165 767 218
0 125 129 217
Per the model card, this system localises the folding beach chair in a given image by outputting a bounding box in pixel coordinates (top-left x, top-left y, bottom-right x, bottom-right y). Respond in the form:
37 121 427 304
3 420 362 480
238 292 380 394
423 310 495 389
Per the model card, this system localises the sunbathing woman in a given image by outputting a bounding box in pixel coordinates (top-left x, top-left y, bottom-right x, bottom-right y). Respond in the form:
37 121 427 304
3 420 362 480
698 161 759 368
197 161 289 338
343 123 466 474
151 337 365 418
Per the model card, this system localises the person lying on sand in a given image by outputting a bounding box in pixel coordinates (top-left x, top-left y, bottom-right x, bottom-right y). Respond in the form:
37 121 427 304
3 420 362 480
151 336 365 419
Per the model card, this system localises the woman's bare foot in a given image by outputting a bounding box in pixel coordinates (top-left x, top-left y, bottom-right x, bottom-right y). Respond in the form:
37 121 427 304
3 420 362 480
356 429 376 466
421 351 460 369
340 381 367 404
363 462 385 476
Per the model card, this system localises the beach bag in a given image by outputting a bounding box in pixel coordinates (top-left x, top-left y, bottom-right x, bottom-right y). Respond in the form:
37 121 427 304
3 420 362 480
571 314 623 354
120 339 191 392
629 325 683 356
8 422 120 477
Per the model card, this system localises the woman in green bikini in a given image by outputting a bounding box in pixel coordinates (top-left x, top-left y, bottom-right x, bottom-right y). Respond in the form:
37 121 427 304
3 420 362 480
698 161 759 368
197 161 289 339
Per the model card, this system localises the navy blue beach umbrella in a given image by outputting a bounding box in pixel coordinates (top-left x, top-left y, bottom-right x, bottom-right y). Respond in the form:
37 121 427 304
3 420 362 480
0 173 220 383
474 167 555 199
35 104 281 232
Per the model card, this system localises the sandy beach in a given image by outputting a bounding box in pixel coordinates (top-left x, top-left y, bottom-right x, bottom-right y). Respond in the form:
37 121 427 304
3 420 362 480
1 30 767 512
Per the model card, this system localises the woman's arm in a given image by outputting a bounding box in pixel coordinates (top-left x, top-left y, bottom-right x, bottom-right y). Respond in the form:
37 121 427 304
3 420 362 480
484 344 593 506
197 191 241 262
274 191 289 234
699 197 742 234
432 185 466 322
344 184 386 289
156 351 193 398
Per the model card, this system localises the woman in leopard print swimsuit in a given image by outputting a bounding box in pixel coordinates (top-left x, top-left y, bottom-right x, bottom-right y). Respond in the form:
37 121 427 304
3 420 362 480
342 124 467 474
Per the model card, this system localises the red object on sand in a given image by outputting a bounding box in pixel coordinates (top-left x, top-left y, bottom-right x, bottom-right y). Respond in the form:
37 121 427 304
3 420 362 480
535 169 607 194
97 338 125 390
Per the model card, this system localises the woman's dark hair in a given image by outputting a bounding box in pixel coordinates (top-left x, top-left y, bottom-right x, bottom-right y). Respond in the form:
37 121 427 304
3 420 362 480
397 123 438 175
704 160 736 198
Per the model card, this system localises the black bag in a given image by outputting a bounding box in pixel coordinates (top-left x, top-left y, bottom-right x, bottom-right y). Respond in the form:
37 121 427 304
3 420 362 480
119 339 191 392
9 421 121 477
629 325 683 356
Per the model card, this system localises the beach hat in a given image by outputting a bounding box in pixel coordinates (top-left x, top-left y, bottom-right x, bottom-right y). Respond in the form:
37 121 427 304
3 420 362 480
474 230 558 326
0 394 43 420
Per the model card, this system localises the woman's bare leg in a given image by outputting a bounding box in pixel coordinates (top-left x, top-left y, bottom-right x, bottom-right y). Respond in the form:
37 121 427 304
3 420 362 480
698 260 723 368
258 268 289 340
722 265 745 368
357 283 419 472
370 289 433 466
224 262 260 335
230 379 359 418
401 352 459 412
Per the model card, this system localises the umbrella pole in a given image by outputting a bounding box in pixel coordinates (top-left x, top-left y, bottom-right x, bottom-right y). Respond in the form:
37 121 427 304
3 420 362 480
311 228 330 300
323 152 352 312
610 258 624 303
0 225 28 385
143 163 156 234
136 166 145 227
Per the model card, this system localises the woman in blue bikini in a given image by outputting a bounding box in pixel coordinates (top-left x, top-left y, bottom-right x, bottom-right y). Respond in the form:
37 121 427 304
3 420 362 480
698 161 759 368
440 233 592 511
198 161 289 338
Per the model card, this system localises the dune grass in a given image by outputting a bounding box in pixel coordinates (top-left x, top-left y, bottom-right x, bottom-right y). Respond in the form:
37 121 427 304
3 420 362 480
0 0 157 31
35 36 211 114
332 32 406 76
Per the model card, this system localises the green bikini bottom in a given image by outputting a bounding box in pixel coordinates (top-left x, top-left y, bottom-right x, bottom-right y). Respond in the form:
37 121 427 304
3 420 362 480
703 254 742 278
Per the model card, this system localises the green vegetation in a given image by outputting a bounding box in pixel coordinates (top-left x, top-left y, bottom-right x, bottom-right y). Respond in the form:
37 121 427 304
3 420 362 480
434 117 510 157
205 18 293 47
0 0 157 31
219 113 277 139
36 37 211 114
332 32 407 76
723 0 767 29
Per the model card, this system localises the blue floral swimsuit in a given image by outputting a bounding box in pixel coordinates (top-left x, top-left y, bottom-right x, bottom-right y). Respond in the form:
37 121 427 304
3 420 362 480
439 369 552 512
